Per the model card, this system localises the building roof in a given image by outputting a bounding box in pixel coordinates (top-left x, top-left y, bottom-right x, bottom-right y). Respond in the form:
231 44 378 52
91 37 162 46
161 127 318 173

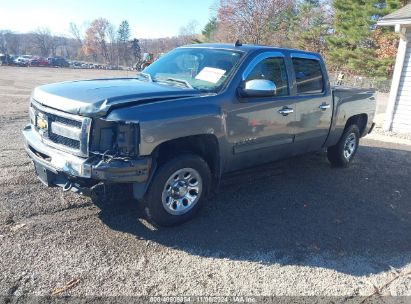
378 4 411 26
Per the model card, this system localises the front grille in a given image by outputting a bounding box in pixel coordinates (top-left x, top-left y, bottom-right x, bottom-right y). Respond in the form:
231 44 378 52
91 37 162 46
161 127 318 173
30 99 92 157
48 114 82 129
48 133 81 149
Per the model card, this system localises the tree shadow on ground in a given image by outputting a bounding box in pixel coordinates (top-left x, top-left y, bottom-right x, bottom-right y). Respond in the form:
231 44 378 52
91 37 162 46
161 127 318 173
93 144 411 276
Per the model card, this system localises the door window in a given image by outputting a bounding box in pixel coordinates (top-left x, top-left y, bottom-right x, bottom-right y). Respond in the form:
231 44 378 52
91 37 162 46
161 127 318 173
292 58 324 94
245 57 289 97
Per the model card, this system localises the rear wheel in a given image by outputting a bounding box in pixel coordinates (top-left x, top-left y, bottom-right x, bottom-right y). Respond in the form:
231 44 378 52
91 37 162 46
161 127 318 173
327 124 360 167
143 154 211 226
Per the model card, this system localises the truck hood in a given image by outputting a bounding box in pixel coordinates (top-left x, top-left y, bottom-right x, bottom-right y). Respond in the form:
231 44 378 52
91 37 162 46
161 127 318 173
32 78 201 117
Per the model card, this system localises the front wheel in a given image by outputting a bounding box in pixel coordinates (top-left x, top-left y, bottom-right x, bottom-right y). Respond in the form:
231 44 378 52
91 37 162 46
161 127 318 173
143 154 211 226
327 125 360 167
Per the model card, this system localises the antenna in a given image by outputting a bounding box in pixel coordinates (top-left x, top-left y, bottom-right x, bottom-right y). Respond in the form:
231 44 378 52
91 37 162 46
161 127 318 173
235 40 242 47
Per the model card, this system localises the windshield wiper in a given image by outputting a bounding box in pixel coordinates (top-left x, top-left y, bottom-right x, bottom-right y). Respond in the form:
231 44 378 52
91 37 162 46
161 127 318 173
157 77 194 89
136 72 153 82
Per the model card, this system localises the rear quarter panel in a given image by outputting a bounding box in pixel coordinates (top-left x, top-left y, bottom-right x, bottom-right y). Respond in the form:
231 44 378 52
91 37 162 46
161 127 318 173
325 87 376 147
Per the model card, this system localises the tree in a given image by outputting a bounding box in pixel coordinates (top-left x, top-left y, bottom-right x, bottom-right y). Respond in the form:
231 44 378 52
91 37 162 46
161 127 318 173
118 20 131 65
202 17 218 42
214 0 296 45
291 0 332 55
106 23 117 64
57 36 71 58
305 0 320 5
69 22 84 58
0 30 11 53
179 20 200 44
83 18 112 62
69 22 83 44
5 32 21 54
327 0 403 77
32 27 55 57
131 38 142 67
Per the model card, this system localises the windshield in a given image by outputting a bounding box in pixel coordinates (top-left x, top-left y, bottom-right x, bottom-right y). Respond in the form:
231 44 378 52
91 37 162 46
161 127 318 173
140 48 243 93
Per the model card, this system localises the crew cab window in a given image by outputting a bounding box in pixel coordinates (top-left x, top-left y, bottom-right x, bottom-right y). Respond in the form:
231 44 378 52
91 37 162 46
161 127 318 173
292 58 324 94
245 57 289 96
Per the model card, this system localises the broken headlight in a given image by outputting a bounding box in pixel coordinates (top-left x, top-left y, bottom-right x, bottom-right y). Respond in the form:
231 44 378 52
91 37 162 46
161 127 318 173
92 120 139 157
115 122 139 156
99 128 114 152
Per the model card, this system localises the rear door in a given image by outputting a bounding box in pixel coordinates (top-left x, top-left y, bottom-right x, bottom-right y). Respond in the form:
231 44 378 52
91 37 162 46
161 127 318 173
290 54 332 152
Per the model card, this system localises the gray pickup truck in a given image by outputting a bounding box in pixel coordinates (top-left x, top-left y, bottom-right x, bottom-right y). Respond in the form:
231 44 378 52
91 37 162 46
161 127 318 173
23 43 376 226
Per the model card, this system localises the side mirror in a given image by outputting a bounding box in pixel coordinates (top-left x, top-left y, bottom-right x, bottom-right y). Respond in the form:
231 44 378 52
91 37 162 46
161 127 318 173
239 79 277 98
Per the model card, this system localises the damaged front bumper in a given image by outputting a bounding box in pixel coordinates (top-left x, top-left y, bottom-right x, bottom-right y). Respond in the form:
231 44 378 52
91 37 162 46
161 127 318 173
22 124 152 195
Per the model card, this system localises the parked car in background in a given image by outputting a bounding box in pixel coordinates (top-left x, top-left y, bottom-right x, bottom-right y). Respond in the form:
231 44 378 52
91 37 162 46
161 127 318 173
70 61 83 68
28 57 49 67
14 58 27 66
48 57 69 68
14 55 32 67
23 43 376 226
0 54 14 65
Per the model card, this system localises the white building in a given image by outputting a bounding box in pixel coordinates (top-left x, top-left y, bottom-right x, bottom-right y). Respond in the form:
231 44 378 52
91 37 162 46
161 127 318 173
378 4 411 133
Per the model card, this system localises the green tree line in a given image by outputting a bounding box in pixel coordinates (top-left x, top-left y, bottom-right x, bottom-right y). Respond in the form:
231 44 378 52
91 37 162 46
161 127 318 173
202 0 410 78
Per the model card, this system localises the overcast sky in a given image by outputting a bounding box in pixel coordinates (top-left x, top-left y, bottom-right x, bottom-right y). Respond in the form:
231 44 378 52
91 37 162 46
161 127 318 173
0 0 217 38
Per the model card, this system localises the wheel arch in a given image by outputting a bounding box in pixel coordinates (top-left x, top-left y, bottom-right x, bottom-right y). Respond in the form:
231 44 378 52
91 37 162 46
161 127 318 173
133 134 221 201
344 114 368 137
151 134 221 179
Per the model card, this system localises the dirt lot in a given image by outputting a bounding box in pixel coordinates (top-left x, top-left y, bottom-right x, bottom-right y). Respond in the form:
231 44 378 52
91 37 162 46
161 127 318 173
0 66 411 298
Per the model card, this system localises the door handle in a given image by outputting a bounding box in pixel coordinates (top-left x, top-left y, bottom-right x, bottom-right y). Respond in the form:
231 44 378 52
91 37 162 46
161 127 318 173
278 107 294 116
319 104 331 111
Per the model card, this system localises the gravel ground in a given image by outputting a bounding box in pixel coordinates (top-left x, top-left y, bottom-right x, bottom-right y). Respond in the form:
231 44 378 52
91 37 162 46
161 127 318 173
373 127 411 141
0 66 410 298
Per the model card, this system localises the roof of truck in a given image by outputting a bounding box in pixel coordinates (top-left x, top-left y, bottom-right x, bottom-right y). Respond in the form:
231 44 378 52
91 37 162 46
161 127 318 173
181 43 322 57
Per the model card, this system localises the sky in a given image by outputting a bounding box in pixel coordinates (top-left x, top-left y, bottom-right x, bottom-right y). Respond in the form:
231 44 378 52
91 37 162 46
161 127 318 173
0 0 217 38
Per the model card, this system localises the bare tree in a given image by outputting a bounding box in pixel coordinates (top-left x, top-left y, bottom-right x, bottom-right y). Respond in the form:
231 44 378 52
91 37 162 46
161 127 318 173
32 27 54 56
5 32 21 54
215 0 295 45
68 22 85 58
0 30 11 53
69 22 83 44
106 23 117 64
57 36 71 58
179 20 200 44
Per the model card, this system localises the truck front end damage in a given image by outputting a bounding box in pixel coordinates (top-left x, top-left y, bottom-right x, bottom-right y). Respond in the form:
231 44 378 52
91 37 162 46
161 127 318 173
22 99 151 196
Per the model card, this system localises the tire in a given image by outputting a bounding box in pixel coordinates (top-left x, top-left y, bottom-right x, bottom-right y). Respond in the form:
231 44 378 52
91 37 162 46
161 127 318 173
143 154 211 227
327 124 360 167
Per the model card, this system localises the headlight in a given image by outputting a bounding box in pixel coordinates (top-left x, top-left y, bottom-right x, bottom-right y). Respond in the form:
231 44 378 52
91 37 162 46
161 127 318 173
115 122 139 156
99 128 114 152
92 120 139 157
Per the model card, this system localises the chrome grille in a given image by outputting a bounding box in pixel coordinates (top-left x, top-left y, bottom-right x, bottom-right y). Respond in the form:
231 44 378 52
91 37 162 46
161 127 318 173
49 115 82 129
30 99 91 157
48 133 81 150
